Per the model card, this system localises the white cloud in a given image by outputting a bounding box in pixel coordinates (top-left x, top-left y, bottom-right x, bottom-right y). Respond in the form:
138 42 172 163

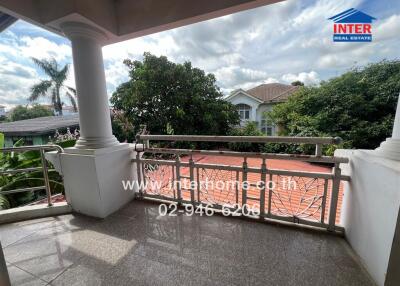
374 14 400 41
281 71 320 85
1 0 400 109
19 36 71 61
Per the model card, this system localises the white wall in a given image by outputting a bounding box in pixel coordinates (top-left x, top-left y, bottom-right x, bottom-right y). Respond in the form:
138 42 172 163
227 92 259 122
256 104 276 135
337 149 400 286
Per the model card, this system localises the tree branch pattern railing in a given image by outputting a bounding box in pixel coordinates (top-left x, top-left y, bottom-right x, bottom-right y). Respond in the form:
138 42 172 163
133 135 348 232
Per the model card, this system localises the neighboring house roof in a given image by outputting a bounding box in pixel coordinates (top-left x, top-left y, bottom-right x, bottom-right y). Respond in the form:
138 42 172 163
245 83 299 103
0 114 79 136
328 8 376 23
225 88 264 103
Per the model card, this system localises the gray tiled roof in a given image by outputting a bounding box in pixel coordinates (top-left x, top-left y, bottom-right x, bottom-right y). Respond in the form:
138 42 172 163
0 114 79 136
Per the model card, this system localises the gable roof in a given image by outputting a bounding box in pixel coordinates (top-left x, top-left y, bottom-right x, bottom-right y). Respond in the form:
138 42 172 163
0 114 79 136
329 8 376 23
246 83 299 103
225 88 264 103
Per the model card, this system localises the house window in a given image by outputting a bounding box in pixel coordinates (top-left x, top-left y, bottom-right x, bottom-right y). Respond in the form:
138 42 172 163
12 136 33 146
236 104 251 120
261 119 274 136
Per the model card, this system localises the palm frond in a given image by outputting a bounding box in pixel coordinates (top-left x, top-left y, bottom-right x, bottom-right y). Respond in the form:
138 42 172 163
66 86 76 95
57 64 69 85
29 80 52 101
31 57 58 78
66 92 78 112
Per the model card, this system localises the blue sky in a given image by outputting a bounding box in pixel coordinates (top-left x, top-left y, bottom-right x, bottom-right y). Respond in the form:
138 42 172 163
0 0 399 110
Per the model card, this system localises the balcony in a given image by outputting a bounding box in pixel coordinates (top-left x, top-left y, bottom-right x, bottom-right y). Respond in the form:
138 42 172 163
0 135 374 285
0 200 374 285
0 1 399 285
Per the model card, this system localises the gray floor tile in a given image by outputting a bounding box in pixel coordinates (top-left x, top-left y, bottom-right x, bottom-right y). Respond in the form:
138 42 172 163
0 200 376 286
7 264 47 286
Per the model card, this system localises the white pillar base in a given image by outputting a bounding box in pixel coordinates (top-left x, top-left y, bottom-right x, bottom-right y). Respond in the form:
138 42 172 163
47 143 138 218
375 138 400 161
74 135 120 149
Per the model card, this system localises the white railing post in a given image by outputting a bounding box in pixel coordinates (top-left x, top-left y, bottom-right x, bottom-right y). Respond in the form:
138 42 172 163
328 163 342 231
189 155 195 204
375 93 400 160
260 158 267 217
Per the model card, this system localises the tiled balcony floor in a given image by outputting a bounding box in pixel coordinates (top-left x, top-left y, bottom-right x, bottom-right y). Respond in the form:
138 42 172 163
0 200 374 286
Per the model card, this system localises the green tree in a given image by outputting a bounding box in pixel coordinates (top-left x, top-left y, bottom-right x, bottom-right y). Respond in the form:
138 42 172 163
29 57 77 115
9 104 53 121
111 53 239 136
268 60 400 150
111 110 135 142
228 121 264 152
291 80 304 86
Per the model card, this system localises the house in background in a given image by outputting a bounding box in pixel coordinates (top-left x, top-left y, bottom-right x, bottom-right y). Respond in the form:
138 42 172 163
42 104 78 115
225 83 299 135
0 114 79 147
0 105 6 117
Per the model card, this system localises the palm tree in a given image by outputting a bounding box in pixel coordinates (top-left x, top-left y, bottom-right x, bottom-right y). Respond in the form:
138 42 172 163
29 57 77 116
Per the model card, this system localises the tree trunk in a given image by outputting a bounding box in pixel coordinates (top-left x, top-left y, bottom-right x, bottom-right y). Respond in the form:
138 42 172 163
56 87 63 116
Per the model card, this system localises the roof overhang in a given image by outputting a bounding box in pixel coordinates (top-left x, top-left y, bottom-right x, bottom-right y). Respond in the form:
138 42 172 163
0 0 282 46
226 89 264 103
2 124 80 137
0 11 16 32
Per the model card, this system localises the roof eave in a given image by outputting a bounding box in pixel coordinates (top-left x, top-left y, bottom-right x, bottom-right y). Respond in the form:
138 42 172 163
226 90 264 104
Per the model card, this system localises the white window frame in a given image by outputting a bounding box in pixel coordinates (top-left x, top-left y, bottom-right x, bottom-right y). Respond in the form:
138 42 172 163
261 119 274 136
236 104 251 121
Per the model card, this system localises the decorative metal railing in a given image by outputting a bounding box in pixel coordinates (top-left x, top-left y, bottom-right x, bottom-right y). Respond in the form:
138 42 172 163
133 135 349 232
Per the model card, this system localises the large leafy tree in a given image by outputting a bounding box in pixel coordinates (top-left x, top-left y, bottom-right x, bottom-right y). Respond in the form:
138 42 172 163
9 104 53 121
29 57 77 116
267 60 400 149
111 53 239 136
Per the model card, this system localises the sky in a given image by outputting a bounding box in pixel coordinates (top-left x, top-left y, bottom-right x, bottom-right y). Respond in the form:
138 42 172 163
0 0 399 110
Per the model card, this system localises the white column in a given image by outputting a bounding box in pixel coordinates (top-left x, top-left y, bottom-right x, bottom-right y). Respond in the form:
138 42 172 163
47 22 136 218
61 22 119 149
392 94 400 139
375 94 400 160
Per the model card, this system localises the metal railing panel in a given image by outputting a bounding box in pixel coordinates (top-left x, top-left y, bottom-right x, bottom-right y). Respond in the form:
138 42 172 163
133 135 347 232
0 145 64 208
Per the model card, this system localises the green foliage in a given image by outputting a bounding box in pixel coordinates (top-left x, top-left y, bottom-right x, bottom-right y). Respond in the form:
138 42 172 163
111 53 239 137
30 57 77 116
268 60 400 150
111 111 135 143
228 121 264 152
56 139 76 148
0 194 10 210
9 104 53 121
291 81 304 86
0 139 66 209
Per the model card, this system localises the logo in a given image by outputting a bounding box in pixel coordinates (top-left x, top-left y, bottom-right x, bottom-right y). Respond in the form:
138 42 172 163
329 8 376 42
